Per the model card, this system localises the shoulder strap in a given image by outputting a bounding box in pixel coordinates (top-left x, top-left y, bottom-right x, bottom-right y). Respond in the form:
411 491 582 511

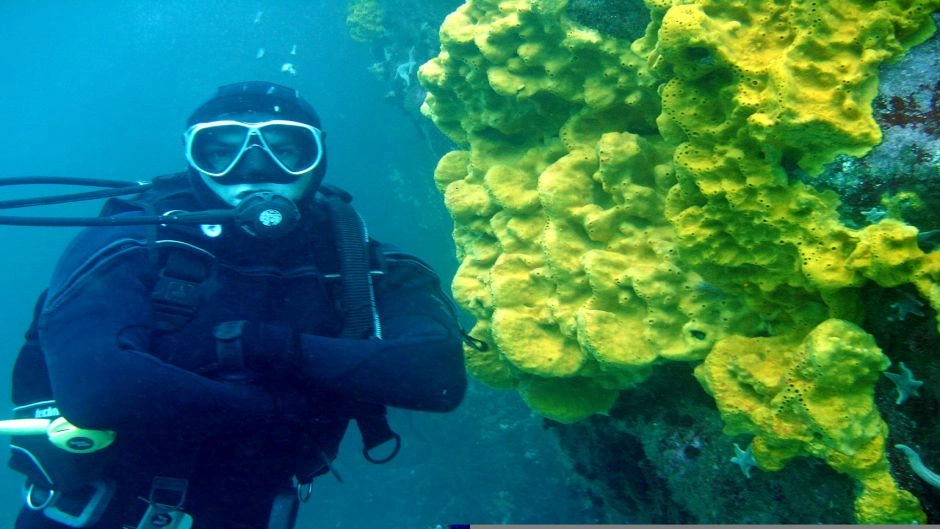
150 241 214 333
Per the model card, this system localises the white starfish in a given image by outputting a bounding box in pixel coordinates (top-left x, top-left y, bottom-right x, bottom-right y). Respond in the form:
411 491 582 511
395 47 417 88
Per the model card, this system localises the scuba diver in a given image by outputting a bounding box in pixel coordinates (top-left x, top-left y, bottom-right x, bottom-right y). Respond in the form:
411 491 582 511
2 81 467 529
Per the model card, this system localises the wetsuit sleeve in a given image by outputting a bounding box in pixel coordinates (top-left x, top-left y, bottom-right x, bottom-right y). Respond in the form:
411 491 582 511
38 224 281 435
291 250 467 412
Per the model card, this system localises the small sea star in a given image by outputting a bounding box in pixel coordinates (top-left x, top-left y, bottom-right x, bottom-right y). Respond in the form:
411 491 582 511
861 206 888 223
395 46 417 88
889 291 925 321
731 442 757 478
883 361 924 405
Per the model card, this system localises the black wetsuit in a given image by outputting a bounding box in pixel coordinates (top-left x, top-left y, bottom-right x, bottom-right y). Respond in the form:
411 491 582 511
12 180 467 528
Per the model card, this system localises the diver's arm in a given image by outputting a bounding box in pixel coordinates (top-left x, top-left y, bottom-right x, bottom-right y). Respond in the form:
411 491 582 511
280 252 467 412
38 226 283 434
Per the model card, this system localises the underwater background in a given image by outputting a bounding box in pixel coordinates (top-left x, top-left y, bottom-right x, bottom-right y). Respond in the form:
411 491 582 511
0 2 595 527
1 0 939 526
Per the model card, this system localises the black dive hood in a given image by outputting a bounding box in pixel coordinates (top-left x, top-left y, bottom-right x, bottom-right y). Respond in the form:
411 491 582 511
0 174 301 239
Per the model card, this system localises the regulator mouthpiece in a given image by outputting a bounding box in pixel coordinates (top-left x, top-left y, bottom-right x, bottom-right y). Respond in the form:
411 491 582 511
234 192 300 238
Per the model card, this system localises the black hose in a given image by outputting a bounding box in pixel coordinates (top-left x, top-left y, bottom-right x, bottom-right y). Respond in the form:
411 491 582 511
0 185 152 210
0 176 150 210
0 174 287 229
0 209 235 227
0 174 208 226
0 176 140 188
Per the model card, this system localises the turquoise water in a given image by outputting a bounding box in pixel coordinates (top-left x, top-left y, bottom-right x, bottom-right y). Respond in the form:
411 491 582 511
5 2 936 525
0 2 597 527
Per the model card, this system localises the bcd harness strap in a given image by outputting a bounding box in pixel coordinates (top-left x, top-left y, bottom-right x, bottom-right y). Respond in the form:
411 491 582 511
151 243 212 333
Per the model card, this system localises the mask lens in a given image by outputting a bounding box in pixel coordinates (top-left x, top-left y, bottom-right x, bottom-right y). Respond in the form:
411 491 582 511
189 125 249 175
260 124 320 173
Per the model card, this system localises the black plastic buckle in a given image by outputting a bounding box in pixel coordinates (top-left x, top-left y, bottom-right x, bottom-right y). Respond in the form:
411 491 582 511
212 320 253 382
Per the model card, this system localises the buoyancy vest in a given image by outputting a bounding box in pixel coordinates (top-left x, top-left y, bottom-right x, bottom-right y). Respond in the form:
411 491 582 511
9 174 402 500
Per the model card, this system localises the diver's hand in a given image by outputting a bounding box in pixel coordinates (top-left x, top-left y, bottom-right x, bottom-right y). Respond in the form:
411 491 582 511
241 322 300 374
268 382 310 426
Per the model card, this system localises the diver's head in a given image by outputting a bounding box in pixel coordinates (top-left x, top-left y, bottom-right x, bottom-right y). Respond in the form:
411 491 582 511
184 81 327 207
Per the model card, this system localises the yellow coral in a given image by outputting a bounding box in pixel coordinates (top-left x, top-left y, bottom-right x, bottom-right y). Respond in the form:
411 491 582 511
346 0 385 44
695 320 923 523
421 0 940 522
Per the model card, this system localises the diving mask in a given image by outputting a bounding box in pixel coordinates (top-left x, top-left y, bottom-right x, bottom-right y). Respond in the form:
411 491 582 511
184 119 323 179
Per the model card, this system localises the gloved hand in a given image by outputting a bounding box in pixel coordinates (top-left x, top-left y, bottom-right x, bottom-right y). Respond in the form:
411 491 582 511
240 322 302 376
267 381 310 427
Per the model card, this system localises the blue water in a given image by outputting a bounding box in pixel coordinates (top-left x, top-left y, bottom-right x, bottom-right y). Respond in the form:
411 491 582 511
0 2 593 527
